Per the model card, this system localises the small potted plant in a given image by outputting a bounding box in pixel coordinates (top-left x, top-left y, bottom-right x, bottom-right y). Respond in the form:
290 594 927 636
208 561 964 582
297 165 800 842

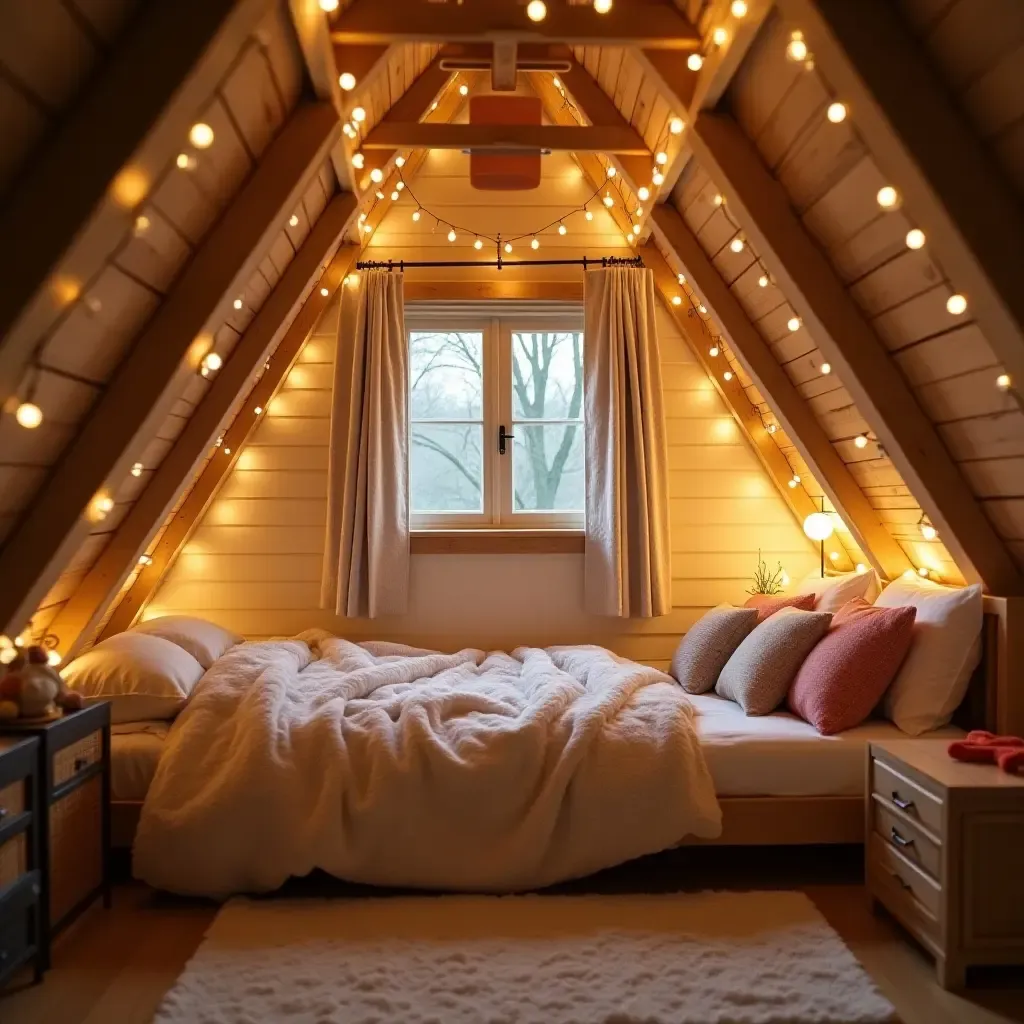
747 550 787 597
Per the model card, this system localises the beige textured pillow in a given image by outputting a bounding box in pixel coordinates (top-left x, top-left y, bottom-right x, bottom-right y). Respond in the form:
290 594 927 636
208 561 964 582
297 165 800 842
716 607 833 715
671 605 759 694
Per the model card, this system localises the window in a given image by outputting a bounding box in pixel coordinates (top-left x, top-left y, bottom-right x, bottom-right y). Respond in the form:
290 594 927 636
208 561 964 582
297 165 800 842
408 314 585 530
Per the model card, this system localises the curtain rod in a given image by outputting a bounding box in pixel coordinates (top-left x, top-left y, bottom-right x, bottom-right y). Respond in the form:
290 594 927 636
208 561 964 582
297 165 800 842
355 255 644 271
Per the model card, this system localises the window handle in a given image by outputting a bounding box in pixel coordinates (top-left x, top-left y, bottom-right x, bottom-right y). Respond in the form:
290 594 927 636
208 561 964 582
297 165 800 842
498 424 515 455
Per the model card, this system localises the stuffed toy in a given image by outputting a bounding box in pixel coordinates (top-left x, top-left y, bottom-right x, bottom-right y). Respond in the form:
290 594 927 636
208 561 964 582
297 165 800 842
948 730 1024 775
0 646 84 721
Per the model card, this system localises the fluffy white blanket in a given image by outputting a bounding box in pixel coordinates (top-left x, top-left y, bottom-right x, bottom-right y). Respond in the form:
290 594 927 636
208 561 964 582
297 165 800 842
133 633 721 896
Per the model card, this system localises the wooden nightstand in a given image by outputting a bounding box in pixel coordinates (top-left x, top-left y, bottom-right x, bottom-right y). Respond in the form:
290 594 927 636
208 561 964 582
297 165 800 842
0 736 43 988
867 738 1024 989
0 703 111 969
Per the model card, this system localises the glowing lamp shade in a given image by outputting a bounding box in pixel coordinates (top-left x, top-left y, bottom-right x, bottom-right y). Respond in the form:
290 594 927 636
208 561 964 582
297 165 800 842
803 512 834 542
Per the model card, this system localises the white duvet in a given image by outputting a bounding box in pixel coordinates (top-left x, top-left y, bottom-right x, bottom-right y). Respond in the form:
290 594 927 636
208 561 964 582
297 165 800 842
133 632 721 896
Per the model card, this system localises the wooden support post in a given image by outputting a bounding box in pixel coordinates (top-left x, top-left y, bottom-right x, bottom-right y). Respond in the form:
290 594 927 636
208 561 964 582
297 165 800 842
690 110 1024 595
360 122 651 154
0 0 273 406
651 204 912 580
0 103 342 637
99 245 360 640
774 0 1024 402
49 206 358 658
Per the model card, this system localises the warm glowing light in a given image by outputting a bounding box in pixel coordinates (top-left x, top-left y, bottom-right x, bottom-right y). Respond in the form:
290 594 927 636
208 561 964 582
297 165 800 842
459 83 469 96
93 494 115 518
584 208 594 221
289 214 301 228
176 153 192 170
731 0 748 16
672 296 682 306
607 165 617 178
723 370 733 381
504 242 513 254
767 422 776 433
447 228 457 242
652 171 665 185
920 521 938 541
830 551 840 563
131 462 143 477
202 351 223 374
594 0 612 11
946 294 967 315
47 650 62 667
758 274 769 288
531 237 540 249
876 185 899 209
412 208 421 221
698 304 707 314
343 124 354 138
370 168 384 183
626 233 634 243
687 53 704 71
339 72 356 90
395 156 405 167
787 316 801 332
603 193 614 208
906 228 926 250
677 273 686 284
918 566 930 577
996 373 1011 390
390 190 399 201
729 236 745 253
111 166 149 206
820 362 831 375
558 222 567 235
803 511 834 542
189 122 214 149
632 222 641 233
856 563 867 574
233 298 243 310
526 0 547 21
709 345 720 357
53 275 81 305
826 102 847 123
713 193 724 206
655 151 668 165
351 106 366 122
854 435 868 449
352 152 365 169
786 32 808 62
474 237 484 250
712 27 728 46
396 181 404 191
669 117 684 135
15 402 42 429
319 0 339 9
134 214 150 236
320 287 329 297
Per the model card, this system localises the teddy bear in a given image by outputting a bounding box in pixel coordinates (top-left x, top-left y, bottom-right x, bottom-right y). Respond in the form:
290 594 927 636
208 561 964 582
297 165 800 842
0 646 84 721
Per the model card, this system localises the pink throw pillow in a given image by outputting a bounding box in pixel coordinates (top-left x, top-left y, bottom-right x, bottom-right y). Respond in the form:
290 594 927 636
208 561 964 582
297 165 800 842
788 598 917 735
744 592 816 624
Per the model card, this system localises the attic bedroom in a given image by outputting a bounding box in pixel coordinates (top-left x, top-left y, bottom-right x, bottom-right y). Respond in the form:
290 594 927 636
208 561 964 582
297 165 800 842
0 1 1023 1022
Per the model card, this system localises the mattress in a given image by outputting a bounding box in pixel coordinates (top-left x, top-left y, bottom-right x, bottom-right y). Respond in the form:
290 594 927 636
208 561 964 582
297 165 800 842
690 693 961 797
111 722 169 802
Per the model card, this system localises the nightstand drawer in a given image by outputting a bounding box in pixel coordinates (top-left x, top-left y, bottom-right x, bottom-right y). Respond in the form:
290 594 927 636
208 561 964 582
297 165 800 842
49 774 103 927
52 731 102 790
0 829 28 890
869 832 942 921
0 780 26 820
0 871 41 988
871 757 944 837
872 795 942 881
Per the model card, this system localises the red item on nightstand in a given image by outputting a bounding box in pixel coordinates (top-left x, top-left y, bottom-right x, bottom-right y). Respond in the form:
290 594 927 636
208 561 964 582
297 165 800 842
948 730 1024 774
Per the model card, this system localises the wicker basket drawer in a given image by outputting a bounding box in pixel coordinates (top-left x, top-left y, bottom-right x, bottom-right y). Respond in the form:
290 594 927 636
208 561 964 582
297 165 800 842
0 872 40 988
0 830 27 890
49 774 102 926
0 779 26 819
52 732 102 790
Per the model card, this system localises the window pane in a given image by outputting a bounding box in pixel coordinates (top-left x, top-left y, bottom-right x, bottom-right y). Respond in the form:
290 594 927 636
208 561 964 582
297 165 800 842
511 331 583 420
410 424 483 513
512 423 585 512
409 331 483 420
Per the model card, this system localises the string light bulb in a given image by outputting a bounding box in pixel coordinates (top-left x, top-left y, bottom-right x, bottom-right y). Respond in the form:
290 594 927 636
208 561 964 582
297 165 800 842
678 273 686 284
504 242 513 254
918 567 930 578
201 351 222 375
946 294 967 315
131 462 143 477
352 153 365 169
474 237 483 250
370 168 383 183
820 362 831 375
526 0 546 20
723 370 733 381
320 287 329 297
712 27 728 46
47 650 62 667
920 520 938 541
176 153 194 171
584 207 594 221
233 298 243 310
854 434 868 448
713 193 724 206
709 345 720 357
351 107 366 122
687 54 704 71
363 223 373 234
447 228 457 242
531 237 540 249
396 181 404 191
603 193 614 208
627 233 634 243
787 316 801 332
652 170 665 185
767 422 777 433
459 83 469 96
670 117 684 134
93 494 114 519
758 274 769 288
731 0 748 15
289 214 300 227
905 228 926 250
558 222 567 235
655 151 668 165
16 401 43 429
134 214 150 236
996 373 1011 390
876 185 899 209
138 554 153 567
395 156 406 168
339 72 356 90
826 102 847 123
786 31 808 62
729 236 745 253
607 165 617 178
189 123 214 149
632 222 641 233
637 186 650 202
390 190 399 201
412 208 421 221
594 0 613 11
672 296 682 306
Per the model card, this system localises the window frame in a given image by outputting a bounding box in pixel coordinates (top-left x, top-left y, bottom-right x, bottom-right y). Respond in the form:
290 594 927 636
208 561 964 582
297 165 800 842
407 311 585 532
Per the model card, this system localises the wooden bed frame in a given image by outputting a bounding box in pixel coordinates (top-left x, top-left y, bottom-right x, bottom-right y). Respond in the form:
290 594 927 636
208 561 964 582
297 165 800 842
109 596 1019 850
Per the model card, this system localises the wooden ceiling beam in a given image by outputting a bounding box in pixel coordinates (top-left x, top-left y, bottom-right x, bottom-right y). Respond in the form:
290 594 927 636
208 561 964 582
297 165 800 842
329 0 701 48
0 103 343 637
650 203 911 580
96 244 359 643
332 43 391 88
48 202 357 658
774 0 1024 395
360 122 650 154
691 110 1024 595
0 0 273 409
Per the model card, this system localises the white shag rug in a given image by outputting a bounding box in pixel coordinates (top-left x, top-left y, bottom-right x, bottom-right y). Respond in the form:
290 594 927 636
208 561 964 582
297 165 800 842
155 891 895 1024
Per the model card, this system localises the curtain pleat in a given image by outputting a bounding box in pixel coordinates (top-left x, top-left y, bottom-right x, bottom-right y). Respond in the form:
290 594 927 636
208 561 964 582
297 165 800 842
321 270 409 617
583 267 671 618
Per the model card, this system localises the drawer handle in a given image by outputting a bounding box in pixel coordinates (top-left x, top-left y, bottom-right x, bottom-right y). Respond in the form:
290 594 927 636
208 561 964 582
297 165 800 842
74 757 88 772
891 791 914 812
891 826 914 848
889 870 912 892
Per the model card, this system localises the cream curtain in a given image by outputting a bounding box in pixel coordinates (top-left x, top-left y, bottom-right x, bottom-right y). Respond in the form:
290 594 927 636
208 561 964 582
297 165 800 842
583 266 671 618
321 270 409 617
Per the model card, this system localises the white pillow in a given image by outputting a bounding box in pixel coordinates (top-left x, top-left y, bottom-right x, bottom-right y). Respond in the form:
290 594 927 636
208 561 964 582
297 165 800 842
795 568 880 614
129 615 242 669
61 633 205 724
875 576 983 735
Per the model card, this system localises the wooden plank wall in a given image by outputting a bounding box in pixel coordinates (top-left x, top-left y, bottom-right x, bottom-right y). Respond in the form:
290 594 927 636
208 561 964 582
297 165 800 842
0 0 141 197
898 0 1024 200
696 10 1024 581
145 293 819 666
10 5 340 640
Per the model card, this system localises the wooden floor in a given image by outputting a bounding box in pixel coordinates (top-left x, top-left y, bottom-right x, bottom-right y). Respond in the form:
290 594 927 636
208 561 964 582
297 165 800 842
3 848 1024 1024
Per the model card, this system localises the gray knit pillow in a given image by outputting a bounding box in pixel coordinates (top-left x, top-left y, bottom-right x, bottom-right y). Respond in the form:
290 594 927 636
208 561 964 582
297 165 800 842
671 605 759 694
716 607 833 715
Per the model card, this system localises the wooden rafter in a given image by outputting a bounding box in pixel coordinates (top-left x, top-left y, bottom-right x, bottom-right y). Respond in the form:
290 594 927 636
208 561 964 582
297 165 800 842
360 122 650 153
48 198 358 658
329 0 701 48
774 0 1024 398
690 110 1024 595
651 203 911 580
0 103 343 637
0 0 273 407
98 244 361 641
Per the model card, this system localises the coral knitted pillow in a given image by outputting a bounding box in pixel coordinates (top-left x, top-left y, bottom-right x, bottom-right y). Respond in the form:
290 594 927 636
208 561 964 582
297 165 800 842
744 592 816 624
788 598 917 735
